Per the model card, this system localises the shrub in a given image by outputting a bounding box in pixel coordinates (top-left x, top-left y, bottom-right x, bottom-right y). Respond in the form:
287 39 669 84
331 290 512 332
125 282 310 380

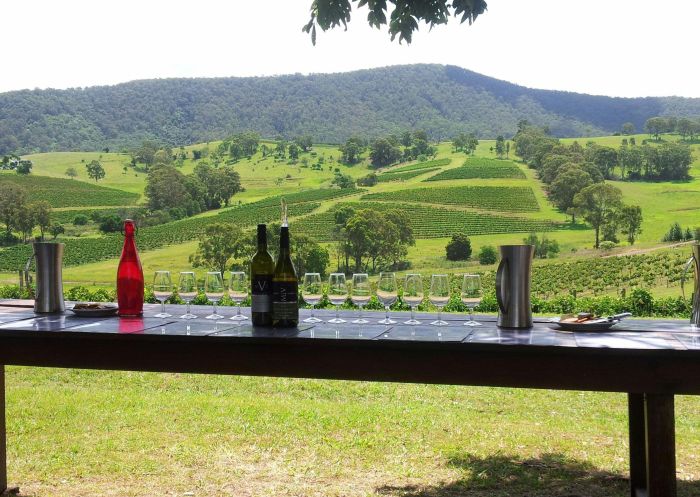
599 241 617 251
445 234 472 261
478 245 498 265
99 214 122 233
73 214 89 225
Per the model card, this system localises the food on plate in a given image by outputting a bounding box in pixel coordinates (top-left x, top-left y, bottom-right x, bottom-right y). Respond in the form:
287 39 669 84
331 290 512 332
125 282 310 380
73 302 117 310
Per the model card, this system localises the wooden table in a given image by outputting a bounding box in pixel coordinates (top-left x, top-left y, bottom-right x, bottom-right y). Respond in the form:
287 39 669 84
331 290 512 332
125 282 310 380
0 303 698 497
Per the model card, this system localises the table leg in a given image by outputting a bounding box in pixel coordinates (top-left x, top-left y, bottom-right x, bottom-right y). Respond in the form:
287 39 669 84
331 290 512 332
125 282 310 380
644 394 676 497
0 366 6 494
628 393 646 497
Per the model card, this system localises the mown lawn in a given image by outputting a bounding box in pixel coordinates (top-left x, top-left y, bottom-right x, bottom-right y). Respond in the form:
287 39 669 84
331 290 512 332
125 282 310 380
5 367 700 496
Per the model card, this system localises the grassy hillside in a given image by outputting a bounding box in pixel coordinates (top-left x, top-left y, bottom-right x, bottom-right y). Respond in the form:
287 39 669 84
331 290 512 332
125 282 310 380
1 133 698 302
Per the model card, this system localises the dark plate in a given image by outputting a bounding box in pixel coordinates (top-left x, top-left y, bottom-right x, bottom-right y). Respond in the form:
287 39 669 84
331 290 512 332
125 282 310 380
70 305 119 317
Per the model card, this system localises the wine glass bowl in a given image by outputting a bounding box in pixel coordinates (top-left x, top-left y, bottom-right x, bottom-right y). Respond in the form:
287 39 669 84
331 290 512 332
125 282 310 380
229 271 248 321
461 274 483 326
403 273 423 325
328 273 348 324
178 271 197 319
351 273 370 324
153 270 172 318
377 272 398 325
429 274 450 327
302 273 323 323
205 271 226 320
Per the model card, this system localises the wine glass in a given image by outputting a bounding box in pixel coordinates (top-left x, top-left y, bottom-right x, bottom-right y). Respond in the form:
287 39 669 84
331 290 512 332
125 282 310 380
461 274 483 326
429 274 450 327
205 271 226 320
377 272 397 325
153 270 172 318
302 273 323 323
403 273 424 325
351 273 370 324
178 271 197 319
328 273 348 324
229 271 248 321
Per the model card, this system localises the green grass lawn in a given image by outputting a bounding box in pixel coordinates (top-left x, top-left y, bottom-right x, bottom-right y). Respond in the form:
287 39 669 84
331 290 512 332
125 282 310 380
6 367 700 496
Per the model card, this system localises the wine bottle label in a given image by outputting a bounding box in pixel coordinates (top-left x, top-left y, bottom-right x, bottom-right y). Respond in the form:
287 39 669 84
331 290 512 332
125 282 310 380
272 281 298 319
251 275 273 313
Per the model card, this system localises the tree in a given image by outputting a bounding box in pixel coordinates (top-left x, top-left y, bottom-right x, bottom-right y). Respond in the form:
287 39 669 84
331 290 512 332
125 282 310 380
548 167 593 222
16 160 32 175
294 135 313 152
523 233 560 259
288 143 300 160
86 160 106 182
340 137 365 164
591 146 618 179
73 214 89 225
32 201 52 241
644 117 667 141
445 234 472 261
478 245 498 265
331 172 355 189
152 149 171 166
145 165 192 211
15 206 35 242
303 0 487 44
621 122 636 135
291 234 330 276
494 135 505 159
49 224 65 240
99 215 122 233
0 183 27 236
189 223 246 274
65 167 78 179
370 138 402 167
620 205 643 245
573 183 624 249
357 172 378 186
216 167 243 206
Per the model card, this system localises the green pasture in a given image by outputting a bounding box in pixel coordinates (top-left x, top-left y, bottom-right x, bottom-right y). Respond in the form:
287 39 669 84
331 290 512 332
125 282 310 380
5 367 700 496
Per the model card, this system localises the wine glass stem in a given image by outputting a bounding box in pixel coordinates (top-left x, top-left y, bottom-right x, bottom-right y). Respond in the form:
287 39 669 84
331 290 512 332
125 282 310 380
161 300 165 315
411 306 415 321
336 305 340 320
213 302 217 315
237 304 242 316
469 308 474 322
358 305 362 320
438 307 442 322
311 305 315 318
186 301 191 315
385 306 389 321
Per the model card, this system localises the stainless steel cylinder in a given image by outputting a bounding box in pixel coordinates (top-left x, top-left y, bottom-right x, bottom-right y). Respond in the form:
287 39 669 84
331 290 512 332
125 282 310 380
33 242 65 313
496 244 534 329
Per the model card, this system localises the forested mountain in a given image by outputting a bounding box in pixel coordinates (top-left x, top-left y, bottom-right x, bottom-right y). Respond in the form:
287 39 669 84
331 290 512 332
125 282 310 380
2 64 700 154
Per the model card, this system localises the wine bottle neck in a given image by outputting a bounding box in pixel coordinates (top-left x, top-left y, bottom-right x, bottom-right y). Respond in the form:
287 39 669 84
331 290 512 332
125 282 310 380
279 227 290 252
257 224 267 250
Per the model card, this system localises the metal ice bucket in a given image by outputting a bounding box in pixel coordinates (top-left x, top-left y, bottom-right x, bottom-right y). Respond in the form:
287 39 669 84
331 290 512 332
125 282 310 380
32 242 65 313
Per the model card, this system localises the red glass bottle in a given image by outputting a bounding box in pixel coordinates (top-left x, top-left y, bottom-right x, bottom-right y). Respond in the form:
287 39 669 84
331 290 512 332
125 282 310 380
117 219 144 316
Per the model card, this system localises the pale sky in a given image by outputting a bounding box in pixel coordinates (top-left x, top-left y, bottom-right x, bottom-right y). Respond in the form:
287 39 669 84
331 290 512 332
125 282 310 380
1 0 698 97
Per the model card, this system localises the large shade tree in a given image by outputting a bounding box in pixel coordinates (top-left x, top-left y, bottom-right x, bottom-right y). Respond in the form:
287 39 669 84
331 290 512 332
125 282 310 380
303 0 487 44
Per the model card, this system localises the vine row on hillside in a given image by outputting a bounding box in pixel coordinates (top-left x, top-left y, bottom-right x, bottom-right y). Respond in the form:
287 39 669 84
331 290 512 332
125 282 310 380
361 186 540 212
295 202 560 241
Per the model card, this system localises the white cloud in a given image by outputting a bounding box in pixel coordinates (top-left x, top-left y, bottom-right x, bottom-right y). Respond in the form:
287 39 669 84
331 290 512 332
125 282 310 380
1 0 698 97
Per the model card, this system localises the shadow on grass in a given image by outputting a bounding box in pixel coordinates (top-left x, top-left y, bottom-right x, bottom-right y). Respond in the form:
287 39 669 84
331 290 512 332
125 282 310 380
377 452 700 497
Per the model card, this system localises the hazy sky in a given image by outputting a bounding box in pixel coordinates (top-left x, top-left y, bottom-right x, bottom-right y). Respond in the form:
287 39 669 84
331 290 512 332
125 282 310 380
2 0 698 97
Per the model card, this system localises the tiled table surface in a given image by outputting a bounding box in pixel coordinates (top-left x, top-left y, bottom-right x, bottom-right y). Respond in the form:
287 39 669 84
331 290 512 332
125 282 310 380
0 303 697 350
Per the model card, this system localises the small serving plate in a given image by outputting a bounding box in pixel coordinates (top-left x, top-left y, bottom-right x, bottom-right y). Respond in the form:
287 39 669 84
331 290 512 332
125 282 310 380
549 313 632 332
70 303 119 317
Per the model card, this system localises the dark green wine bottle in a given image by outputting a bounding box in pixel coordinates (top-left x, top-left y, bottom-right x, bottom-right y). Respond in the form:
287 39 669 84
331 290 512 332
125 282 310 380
272 225 299 327
250 224 274 326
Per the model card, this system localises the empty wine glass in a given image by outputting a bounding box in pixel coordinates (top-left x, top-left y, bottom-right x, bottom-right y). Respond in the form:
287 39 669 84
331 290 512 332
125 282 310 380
205 271 226 319
328 273 348 324
403 273 424 325
229 271 248 321
430 274 450 327
178 271 197 319
351 273 370 324
461 274 483 326
377 272 397 325
302 272 323 323
153 270 172 318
